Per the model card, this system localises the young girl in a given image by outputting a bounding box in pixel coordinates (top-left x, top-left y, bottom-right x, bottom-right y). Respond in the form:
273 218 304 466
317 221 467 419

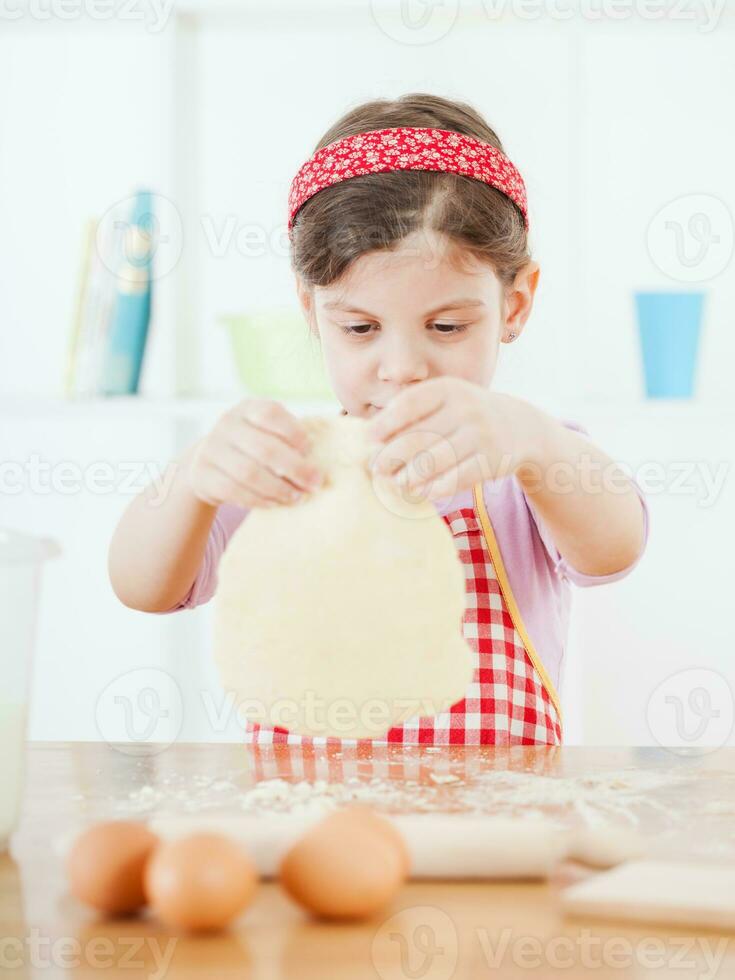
109 93 648 754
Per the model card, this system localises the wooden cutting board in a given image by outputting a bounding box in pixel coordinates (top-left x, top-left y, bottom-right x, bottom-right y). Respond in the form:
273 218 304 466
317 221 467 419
562 860 735 931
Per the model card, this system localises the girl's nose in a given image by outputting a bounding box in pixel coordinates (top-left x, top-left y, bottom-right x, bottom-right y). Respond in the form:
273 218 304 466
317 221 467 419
377 340 430 386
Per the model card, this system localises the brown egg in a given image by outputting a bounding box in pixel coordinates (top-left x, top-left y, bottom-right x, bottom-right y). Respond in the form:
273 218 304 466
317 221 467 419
279 807 406 920
335 805 411 877
67 821 159 915
145 833 257 932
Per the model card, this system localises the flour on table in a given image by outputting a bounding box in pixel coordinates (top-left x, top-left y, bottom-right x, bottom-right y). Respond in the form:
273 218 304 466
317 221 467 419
111 766 691 826
59 757 735 864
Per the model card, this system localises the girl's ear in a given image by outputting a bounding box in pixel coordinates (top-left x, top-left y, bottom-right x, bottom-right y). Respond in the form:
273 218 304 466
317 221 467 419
502 260 540 342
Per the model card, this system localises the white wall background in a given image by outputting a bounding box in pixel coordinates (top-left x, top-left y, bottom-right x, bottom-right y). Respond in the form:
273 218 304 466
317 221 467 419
2 1 734 747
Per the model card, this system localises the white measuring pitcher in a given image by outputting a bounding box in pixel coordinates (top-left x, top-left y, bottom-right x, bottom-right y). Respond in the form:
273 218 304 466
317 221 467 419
0 528 59 851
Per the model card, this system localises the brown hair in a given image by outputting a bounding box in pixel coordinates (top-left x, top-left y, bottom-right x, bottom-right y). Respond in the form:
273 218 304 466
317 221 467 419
290 93 531 292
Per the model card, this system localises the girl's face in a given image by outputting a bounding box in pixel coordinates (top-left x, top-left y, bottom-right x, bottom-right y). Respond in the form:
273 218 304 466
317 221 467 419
298 231 538 418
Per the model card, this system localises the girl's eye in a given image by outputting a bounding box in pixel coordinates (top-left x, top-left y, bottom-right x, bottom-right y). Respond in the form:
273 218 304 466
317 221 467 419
340 322 469 336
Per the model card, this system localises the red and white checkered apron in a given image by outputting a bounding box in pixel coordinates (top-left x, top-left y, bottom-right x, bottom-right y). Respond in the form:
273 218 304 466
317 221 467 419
243 482 562 775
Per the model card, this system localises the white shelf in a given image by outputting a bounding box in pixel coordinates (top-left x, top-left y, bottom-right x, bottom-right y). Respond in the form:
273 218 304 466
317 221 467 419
575 399 735 423
170 0 735 29
1 395 340 421
4 394 733 425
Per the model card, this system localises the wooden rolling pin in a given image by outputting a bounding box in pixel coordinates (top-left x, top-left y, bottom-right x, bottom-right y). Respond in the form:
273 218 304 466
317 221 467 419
149 813 571 879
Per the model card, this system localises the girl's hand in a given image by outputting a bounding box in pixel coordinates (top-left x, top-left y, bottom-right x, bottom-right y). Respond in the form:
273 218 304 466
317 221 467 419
187 399 324 509
366 378 542 500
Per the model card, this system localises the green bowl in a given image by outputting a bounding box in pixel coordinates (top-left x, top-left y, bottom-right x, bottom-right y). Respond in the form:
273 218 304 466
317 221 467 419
219 310 336 402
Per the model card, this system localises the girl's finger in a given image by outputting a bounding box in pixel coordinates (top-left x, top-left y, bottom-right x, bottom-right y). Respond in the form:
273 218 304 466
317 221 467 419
397 427 478 488
197 467 279 510
212 443 307 505
372 405 459 475
229 419 322 492
408 453 489 502
368 382 446 444
237 399 312 455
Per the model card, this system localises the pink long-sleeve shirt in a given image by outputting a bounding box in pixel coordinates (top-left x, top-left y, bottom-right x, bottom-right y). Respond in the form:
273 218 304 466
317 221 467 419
157 419 649 695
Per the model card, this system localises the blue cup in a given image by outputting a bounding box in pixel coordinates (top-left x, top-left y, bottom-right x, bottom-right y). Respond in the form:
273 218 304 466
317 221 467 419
634 291 705 399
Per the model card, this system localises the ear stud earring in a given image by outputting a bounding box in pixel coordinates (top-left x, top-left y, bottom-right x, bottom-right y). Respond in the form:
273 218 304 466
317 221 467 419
507 332 517 341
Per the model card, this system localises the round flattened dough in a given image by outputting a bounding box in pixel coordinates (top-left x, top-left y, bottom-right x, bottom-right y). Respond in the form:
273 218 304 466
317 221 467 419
212 414 474 739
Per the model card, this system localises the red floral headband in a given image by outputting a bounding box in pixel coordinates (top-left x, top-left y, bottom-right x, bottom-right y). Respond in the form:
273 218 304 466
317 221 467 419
287 126 529 236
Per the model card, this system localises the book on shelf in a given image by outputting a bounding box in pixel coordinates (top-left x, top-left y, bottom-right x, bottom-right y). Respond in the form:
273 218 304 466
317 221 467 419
65 189 154 398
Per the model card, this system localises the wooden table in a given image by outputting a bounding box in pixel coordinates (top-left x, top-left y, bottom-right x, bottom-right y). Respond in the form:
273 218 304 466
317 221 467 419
2 742 734 978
